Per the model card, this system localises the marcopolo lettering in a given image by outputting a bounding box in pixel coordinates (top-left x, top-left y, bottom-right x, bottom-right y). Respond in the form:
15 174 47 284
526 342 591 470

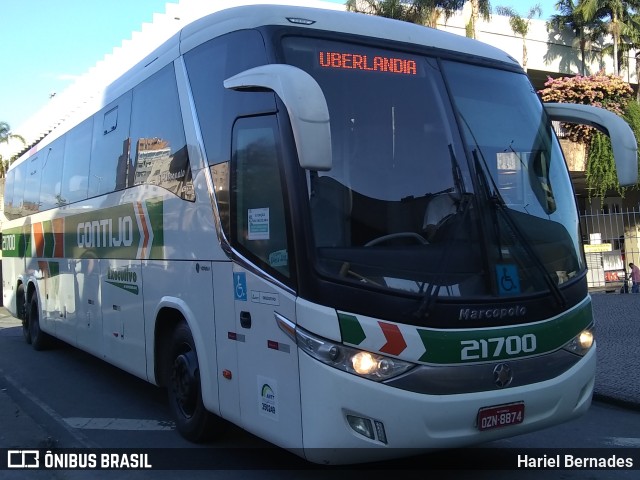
459 305 526 321
77 216 134 249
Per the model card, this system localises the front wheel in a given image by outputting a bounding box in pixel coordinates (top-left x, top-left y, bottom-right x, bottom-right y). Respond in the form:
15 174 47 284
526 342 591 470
167 322 219 442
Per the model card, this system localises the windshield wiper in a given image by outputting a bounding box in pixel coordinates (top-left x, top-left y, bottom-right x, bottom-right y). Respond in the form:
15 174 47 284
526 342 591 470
413 145 470 319
472 150 566 308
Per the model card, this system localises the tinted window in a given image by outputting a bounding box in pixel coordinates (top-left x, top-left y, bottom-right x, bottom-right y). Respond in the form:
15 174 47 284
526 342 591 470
23 155 41 215
88 91 132 197
11 162 26 219
61 117 92 204
40 138 65 210
4 169 15 219
231 115 292 281
129 64 194 200
184 29 275 166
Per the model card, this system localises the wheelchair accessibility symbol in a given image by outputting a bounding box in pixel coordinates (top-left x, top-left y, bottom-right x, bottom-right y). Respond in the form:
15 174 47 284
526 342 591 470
496 264 520 295
234 272 248 301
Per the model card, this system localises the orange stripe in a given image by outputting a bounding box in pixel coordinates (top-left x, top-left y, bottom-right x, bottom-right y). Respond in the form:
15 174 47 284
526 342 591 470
33 223 45 257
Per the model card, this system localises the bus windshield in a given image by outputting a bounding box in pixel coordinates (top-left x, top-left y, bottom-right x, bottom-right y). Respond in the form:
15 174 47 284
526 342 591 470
282 36 583 301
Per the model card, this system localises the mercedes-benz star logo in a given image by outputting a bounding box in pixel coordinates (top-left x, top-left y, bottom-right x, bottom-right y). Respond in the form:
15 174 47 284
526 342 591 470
493 363 513 388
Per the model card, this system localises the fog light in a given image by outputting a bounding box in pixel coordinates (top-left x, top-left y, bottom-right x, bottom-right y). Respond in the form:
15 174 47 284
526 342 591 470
346 415 375 440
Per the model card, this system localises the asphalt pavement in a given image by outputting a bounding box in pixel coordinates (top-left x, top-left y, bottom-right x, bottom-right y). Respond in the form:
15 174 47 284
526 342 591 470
0 292 638 449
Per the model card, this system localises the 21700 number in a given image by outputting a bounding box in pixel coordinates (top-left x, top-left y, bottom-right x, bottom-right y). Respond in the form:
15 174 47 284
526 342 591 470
461 334 536 361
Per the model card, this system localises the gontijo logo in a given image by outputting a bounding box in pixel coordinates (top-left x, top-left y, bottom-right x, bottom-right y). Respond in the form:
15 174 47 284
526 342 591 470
77 216 134 248
65 201 163 260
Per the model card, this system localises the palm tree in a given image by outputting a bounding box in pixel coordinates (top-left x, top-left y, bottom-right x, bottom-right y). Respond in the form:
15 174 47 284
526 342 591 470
576 0 640 76
496 4 542 71
0 121 25 177
467 0 492 39
345 0 465 27
618 11 640 100
548 0 606 75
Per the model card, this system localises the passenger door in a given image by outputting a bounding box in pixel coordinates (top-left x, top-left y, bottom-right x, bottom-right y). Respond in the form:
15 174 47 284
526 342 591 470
230 115 302 449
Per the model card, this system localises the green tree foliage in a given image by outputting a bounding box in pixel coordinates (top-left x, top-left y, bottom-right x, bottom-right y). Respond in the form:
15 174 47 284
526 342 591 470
466 0 492 39
539 73 637 198
0 121 25 178
575 0 640 76
345 0 465 27
547 0 606 75
495 4 542 71
586 131 619 199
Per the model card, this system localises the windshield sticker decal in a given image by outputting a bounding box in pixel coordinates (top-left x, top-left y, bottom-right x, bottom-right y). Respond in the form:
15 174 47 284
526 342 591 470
248 208 270 240
497 264 521 295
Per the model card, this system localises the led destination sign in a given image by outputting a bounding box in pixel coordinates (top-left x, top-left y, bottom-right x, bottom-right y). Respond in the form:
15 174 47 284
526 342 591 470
319 51 417 75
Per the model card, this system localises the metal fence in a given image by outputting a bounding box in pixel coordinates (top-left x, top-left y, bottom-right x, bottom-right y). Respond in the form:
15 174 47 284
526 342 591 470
580 206 640 290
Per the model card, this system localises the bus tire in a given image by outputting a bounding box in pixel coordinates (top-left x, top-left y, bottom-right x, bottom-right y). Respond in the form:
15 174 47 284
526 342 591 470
17 285 30 344
167 322 217 442
28 294 50 351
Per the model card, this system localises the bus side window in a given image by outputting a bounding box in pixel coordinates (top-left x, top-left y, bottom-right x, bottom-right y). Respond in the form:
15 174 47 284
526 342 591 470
23 155 41 215
12 161 26 218
88 91 132 198
183 29 275 167
4 169 16 219
231 116 292 281
40 137 65 210
129 64 194 200
61 117 92 204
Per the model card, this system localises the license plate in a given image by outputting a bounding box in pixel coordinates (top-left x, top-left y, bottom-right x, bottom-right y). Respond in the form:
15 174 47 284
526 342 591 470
477 402 525 431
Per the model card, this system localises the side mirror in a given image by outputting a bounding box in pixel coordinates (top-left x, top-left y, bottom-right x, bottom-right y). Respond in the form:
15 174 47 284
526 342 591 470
224 64 332 171
544 102 638 186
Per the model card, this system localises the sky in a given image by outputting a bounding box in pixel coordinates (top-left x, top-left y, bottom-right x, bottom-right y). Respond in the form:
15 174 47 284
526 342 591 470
0 0 557 131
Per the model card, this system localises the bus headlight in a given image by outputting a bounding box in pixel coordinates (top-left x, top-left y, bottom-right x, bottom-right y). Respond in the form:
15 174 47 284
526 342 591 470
295 327 415 381
562 325 595 356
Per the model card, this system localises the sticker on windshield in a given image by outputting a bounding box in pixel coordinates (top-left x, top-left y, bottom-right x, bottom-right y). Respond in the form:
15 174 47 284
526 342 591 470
496 264 521 295
248 208 270 240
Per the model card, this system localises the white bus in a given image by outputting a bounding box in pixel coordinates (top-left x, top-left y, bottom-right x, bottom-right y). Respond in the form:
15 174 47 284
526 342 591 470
2 3 637 465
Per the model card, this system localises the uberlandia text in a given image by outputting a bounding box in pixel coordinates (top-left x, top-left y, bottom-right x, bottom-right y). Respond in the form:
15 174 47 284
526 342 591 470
77 216 134 248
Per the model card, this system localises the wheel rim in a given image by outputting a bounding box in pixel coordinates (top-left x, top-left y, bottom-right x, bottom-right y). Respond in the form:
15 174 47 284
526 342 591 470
171 349 199 419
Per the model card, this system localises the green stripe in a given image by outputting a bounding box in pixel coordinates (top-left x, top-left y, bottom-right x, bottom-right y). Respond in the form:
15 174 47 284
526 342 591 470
338 313 367 345
3 199 165 260
48 261 60 278
1 227 27 257
65 204 141 259
417 299 592 364
44 220 55 258
146 199 164 259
